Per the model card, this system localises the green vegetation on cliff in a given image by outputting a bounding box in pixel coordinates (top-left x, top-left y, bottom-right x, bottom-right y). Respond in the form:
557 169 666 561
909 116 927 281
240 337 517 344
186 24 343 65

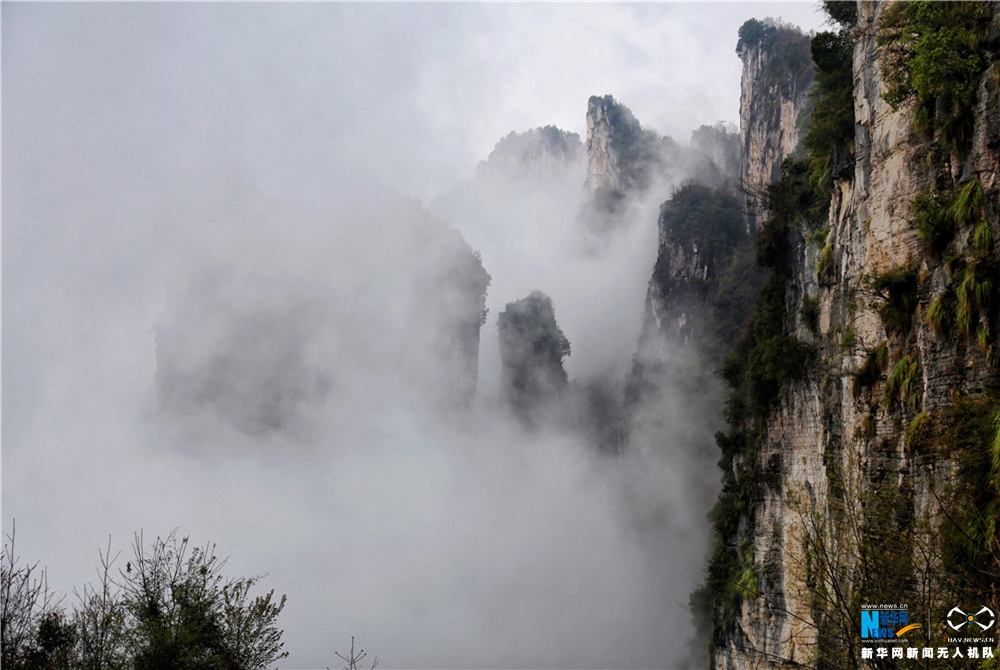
736 19 814 123
694 12 850 647
701 2 1000 664
803 28 855 191
641 182 761 358
697 157 819 639
660 183 745 260
902 394 1000 637
908 174 999 355
878 0 993 153
497 291 571 427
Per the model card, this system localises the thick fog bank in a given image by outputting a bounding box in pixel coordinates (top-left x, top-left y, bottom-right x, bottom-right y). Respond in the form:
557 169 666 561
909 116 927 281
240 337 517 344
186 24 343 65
3 165 708 667
3 3 830 668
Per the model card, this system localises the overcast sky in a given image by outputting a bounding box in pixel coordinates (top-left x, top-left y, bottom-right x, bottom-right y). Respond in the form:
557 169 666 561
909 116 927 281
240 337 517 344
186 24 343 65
4 3 829 669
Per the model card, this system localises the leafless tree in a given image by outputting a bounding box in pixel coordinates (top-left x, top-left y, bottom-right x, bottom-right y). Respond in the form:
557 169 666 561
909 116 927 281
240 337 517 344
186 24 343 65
72 536 128 670
1 521 63 668
330 635 378 670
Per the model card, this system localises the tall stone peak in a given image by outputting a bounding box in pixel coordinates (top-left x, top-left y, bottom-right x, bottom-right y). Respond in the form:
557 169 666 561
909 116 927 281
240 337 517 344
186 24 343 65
737 18 815 233
647 183 752 346
410 223 492 413
497 291 571 427
584 94 675 217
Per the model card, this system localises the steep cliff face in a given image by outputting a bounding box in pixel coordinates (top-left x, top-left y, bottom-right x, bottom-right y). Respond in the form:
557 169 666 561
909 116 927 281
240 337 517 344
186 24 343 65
625 118 752 403
737 20 814 233
583 96 742 236
640 183 751 351
582 95 683 231
632 20 810 392
624 124 750 454
711 3 1000 668
585 95 665 200
411 223 492 412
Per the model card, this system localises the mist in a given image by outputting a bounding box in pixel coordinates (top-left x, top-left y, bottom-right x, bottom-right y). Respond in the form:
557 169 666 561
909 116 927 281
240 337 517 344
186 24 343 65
3 3 829 668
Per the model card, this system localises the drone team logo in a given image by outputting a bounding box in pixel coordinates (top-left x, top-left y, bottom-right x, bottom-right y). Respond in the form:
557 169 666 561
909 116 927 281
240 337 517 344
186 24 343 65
947 606 996 633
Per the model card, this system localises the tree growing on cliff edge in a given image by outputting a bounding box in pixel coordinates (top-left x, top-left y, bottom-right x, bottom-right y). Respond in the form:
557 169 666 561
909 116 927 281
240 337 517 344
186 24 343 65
804 27 855 191
642 181 755 355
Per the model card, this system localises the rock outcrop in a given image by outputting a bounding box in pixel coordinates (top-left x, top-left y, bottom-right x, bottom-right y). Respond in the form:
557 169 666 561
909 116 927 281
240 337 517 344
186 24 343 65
411 223 492 412
585 95 666 201
582 96 746 236
736 19 814 233
582 95 680 228
626 120 748 395
642 183 751 350
497 291 571 427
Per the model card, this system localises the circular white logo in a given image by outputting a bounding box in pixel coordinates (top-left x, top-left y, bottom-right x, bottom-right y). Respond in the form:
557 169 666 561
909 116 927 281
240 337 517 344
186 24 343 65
947 606 996 632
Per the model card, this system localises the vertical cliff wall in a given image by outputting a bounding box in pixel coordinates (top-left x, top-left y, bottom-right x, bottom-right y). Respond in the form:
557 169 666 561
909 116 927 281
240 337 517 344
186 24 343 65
624 128 748 417
737 20 814 234
583 96 738 230
584 94 668 207
710 3 1000 668
623 20 809 373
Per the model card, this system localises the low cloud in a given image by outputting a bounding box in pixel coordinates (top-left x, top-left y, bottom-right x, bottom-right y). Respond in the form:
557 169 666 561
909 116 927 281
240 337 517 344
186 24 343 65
3 3 828 668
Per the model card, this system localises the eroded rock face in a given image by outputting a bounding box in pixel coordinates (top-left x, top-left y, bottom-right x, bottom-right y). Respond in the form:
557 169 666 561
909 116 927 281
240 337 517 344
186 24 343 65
410 224 492 413
621 168 752 593
585 95 655 196
583 95 679 223
713 4 1000 668
737 21 814 234
582 96 740 239
642 183 749 349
